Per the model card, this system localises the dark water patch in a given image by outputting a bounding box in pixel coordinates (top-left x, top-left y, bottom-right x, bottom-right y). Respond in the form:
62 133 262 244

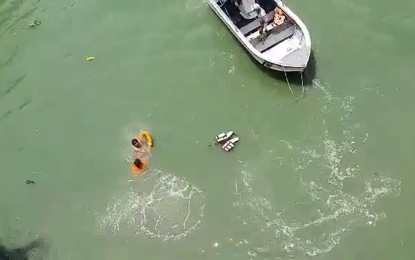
0 109 13 123
0 46 19 70
61 0 82 11
0 98 32 124
0 0 26 31
6 7 37 32
0 0 41 37
0 238 45 260
0 98 31 124
17 98 31 111
1 74 26 97
27 18 40 29
17 146 24 152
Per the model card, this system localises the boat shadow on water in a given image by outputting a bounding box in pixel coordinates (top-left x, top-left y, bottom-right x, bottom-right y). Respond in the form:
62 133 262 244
248 49 317 87
0 238 45 260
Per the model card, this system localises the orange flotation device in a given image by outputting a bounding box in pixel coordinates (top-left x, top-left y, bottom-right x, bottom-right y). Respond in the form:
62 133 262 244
132 162 147 175
131 130 153 175
138 131 153 148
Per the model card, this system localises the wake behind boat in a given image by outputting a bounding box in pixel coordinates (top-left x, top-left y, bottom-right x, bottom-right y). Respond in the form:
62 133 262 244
207 0 311 72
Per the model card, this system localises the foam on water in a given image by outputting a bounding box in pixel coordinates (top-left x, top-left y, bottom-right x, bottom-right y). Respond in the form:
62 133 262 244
95 169 205 241
231 80 401 258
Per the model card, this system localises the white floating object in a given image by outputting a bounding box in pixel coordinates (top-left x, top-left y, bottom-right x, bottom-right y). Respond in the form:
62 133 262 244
222 137 239 152
216 131 234 143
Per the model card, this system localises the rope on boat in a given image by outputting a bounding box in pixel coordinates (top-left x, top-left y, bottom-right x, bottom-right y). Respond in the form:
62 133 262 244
300 71 305 97
282 65 306 101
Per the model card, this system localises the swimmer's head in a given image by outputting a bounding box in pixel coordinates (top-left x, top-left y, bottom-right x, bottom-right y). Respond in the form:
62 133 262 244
133 158 143 169
132 138 141 148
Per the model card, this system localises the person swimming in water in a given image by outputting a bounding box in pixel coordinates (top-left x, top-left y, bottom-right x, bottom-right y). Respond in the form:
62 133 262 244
131 139 146 174
131 137 150 158
132 158 147 174
131 138 142 151
131 134 152 174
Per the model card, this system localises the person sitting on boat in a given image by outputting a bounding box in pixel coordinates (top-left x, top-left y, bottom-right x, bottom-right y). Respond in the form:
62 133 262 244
273 8 285 26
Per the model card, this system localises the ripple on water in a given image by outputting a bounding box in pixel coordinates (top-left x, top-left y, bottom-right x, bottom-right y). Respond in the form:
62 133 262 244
231 81 401 258
233 136 400 258
95 170 205 242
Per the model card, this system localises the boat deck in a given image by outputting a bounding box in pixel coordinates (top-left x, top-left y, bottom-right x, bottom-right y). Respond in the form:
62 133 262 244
238 11 274 36
262 30 302 62
211 0 311 70
219 0 277 33
248 22 295 53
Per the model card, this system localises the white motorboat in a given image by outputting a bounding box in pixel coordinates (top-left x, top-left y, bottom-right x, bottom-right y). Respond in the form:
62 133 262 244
207 0 311 72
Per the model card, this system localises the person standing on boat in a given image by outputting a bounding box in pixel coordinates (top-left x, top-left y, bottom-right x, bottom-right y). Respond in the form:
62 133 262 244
234 0 267 35
253 4 267 35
